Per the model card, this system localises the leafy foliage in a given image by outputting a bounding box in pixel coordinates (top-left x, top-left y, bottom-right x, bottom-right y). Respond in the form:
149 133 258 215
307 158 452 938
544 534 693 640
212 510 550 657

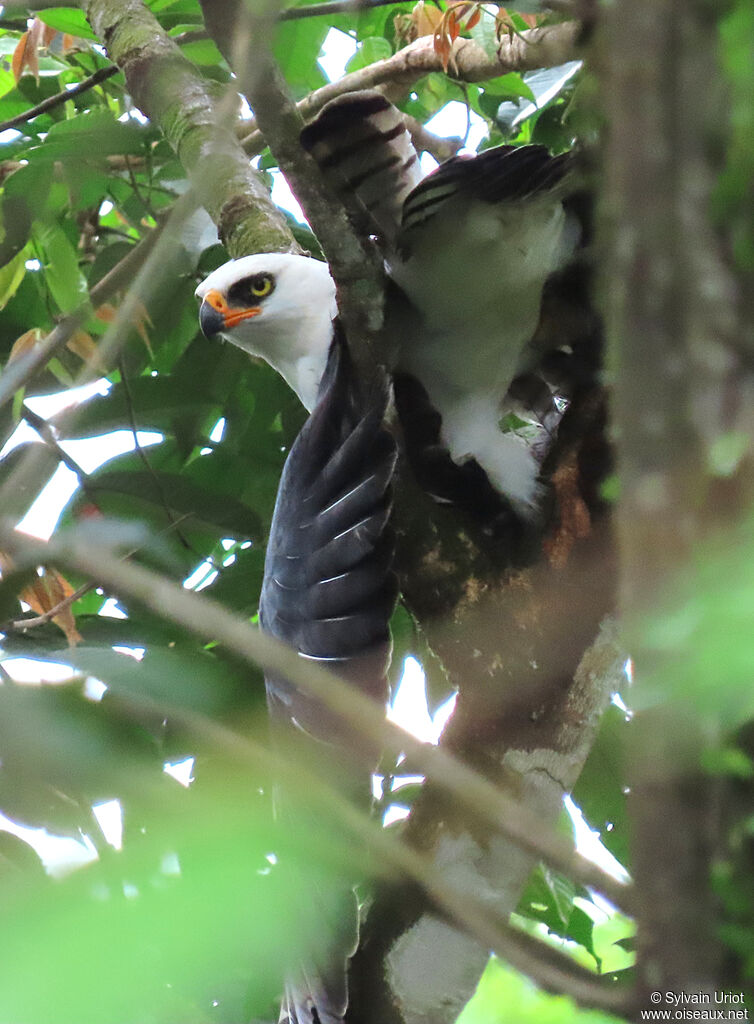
2 0 751 1021
0 3 618 1020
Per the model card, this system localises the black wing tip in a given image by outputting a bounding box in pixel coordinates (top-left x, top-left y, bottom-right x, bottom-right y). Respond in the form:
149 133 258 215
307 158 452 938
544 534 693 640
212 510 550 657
404 143 573 217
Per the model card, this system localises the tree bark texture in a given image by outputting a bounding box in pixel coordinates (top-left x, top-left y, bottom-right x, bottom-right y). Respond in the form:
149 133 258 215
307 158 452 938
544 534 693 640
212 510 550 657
84 0 298 258
604 0 754 1012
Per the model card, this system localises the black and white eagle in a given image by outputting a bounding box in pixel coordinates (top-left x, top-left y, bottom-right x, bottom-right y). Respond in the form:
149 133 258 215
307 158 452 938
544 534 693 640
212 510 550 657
195 91 596 1024
197 91 594 523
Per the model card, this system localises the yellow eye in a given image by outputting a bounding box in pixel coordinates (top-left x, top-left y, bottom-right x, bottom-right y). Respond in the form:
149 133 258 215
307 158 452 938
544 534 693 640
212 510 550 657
250 273 274 298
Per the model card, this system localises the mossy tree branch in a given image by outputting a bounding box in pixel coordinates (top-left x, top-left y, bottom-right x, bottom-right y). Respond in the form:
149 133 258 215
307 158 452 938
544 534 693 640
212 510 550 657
83 0 298 258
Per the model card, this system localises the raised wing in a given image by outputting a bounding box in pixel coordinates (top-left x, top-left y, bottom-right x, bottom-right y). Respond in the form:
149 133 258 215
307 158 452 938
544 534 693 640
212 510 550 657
300 90 423 247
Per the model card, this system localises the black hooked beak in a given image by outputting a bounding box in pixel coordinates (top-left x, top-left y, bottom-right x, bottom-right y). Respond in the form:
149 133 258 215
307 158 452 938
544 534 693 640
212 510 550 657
199 298 226 340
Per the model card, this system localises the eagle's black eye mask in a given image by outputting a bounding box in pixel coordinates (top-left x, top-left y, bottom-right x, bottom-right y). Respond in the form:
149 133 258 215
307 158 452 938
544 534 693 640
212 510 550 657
228 272 275 306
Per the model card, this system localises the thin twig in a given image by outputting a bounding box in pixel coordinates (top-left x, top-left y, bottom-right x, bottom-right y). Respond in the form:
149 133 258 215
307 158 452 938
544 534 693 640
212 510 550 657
0 511 193 637
117 355 188 549
22 404 91 489
0 65 119 133
403 114 463 161
5 581 96 634
0 523 635 916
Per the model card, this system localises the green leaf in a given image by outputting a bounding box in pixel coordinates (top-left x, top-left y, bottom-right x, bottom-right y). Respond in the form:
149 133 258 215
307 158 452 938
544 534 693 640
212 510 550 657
516 865 599 965
35 7 99 40
202 544 265 614
345 36 392 74
0 681 162 805
273 20 328 96
0 161 53 267
0 247 27 310
53 375 217 439
572 703 630 869
40 110 149 159
179 37 225 66
469 9 499 60
459 955 622 1024
0 564 38 622
32 221 89 314
482 72 536 102
88 468 263 540
635 511 754 730
32 646 248 717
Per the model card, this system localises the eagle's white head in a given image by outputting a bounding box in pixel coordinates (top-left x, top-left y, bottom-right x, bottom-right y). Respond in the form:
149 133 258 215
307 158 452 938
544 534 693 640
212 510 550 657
195 252 337 411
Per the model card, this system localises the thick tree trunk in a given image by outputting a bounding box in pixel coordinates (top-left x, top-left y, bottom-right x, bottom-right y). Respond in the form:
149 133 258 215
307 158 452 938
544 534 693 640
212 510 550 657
603 0 754 1012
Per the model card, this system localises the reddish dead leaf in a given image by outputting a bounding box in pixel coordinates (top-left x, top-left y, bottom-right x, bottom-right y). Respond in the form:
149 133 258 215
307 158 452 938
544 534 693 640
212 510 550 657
22 567 82 647
77 503 104 520
432 2 480 71
14 18 44 82
42 23 57 48
61 34 75 54
131 299 154 354
433 27 453 72
466 7 481 29
11 32 31 83
0 552 82 647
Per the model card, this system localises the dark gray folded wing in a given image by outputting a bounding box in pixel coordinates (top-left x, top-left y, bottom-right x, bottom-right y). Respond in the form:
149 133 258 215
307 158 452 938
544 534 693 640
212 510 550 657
259 324 397 1024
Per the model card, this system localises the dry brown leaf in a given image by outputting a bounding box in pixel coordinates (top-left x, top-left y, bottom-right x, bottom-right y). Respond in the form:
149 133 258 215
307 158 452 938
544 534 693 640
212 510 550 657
66 328 110 373
131 298 154 355
14 18 44 82
11 31 31 82
22 567 83 647
0 552 82 646
412 0 444 37
8 327 45 363
95 302 116 323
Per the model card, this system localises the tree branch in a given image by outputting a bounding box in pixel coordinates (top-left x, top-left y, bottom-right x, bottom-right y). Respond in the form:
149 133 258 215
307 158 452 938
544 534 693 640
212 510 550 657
83 0 297 259
239 22 580 153
21 404 90 489
0 548 629 1016
0 65 119 133
0 520 633 917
